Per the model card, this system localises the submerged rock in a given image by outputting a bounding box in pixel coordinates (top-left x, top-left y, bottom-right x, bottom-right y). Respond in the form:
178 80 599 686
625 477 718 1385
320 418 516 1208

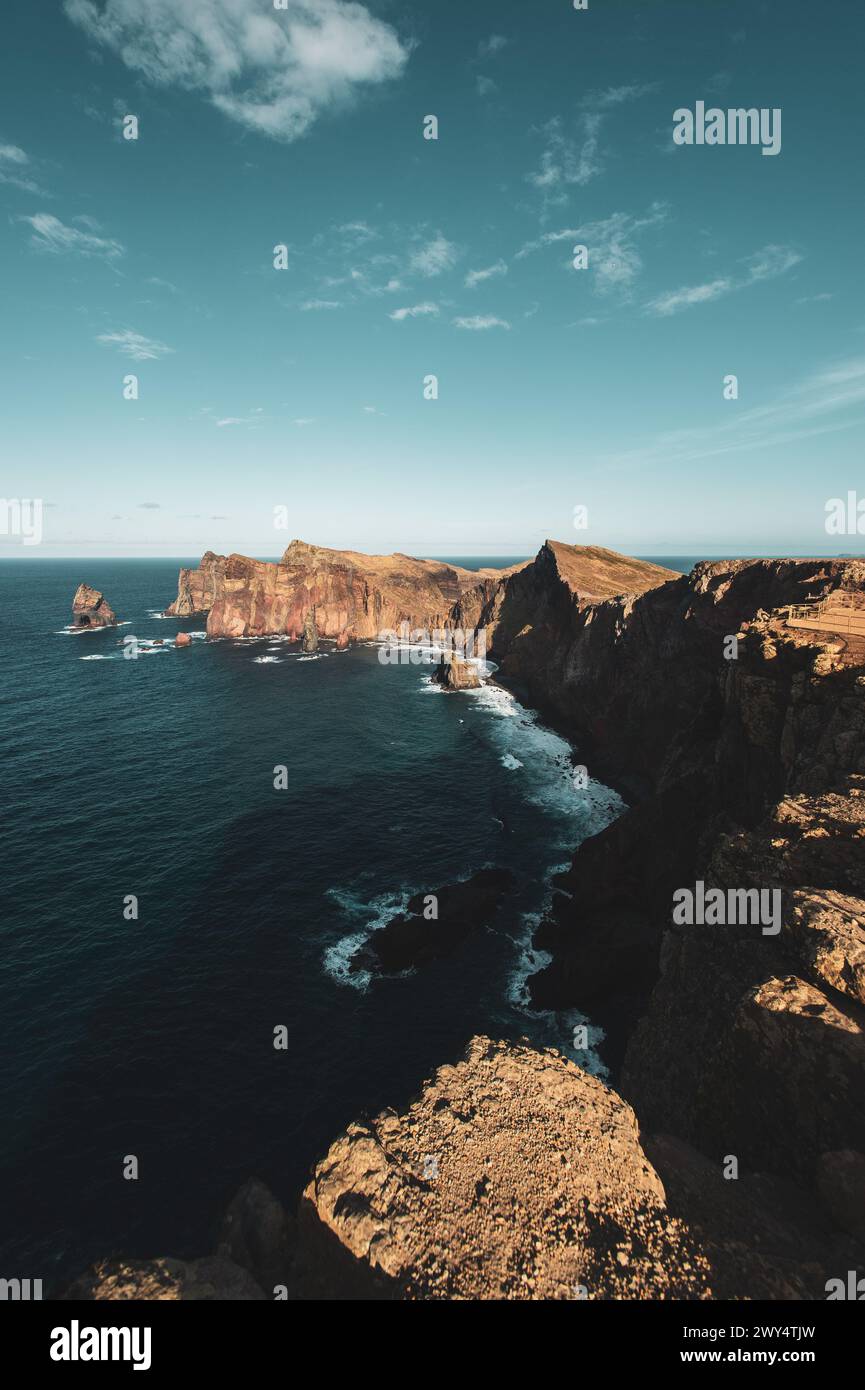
349 868 514 975
71 583 117 630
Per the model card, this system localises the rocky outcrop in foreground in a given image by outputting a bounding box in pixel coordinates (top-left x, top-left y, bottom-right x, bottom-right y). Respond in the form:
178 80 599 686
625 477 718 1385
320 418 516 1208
71 583 117 629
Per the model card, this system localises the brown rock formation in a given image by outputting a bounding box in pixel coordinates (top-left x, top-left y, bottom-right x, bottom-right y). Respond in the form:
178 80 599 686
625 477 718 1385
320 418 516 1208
432 652 481 690
71 583 117 630
174 631 192 648
295 1036 856 1299
164 537 673 647
165 539 523 640
301 608 319 653
64 1255 265 1301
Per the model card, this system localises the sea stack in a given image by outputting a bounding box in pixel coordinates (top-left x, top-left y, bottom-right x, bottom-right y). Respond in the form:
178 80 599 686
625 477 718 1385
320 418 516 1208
302 609 319 654
433 652 481 690
71 583 118 630
174 632 192 648
336 629 351 651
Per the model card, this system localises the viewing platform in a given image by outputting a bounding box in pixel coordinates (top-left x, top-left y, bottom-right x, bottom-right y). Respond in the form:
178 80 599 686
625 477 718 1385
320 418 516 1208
786 590 865 638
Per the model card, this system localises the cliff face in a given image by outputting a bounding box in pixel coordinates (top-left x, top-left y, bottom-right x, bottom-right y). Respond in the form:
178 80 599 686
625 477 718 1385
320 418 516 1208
71 583 117 629
165 540 521 640
164 538 670 644
506 555 865 1231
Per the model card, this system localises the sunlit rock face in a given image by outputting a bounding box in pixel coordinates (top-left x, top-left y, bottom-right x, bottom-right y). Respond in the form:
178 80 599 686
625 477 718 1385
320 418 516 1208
71 583 117 629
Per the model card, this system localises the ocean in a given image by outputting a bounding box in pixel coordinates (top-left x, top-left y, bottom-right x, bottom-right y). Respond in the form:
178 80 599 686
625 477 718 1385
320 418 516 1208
0 556 698 1288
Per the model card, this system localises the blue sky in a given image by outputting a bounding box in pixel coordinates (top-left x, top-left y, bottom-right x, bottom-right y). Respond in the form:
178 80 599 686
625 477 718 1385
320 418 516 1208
1 0 863 558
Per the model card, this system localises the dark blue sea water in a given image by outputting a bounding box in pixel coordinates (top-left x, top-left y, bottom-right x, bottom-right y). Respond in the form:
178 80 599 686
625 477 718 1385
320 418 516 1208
0 557 635 1289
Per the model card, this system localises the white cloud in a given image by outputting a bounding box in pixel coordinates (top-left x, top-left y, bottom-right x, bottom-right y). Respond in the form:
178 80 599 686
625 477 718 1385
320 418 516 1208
216 417 244 428
96 329 173 360
409 235 459 277
453 315 510 331
24 213 124 259
645 243 802 317
465 259 508 289
293 417 315 426
389 302 439 321
300 299 341 311
63 0 411 143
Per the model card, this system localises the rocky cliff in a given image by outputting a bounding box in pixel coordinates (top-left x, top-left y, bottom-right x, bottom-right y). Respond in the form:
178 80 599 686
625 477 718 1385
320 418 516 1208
163 537 671 644
165 540 525 640
71 583 118 630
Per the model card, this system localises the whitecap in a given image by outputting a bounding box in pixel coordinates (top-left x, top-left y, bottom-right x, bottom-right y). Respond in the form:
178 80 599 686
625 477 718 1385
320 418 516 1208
501 753 523 770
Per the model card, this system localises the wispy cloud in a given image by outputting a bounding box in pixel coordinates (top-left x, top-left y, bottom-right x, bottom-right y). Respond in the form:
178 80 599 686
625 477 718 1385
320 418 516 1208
63 0 411 144
580 82 659 110
96 329 173 360
389 302 439 321
476 75 497 98
453 315 511 331
409 235 459 277
599 356 865 470
527 85 657 219
300 299 342 311
516 203 670 300
465 259 508 289
23 213 124 260
645 243 802 316
0 141 49 195
527 114 602 214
